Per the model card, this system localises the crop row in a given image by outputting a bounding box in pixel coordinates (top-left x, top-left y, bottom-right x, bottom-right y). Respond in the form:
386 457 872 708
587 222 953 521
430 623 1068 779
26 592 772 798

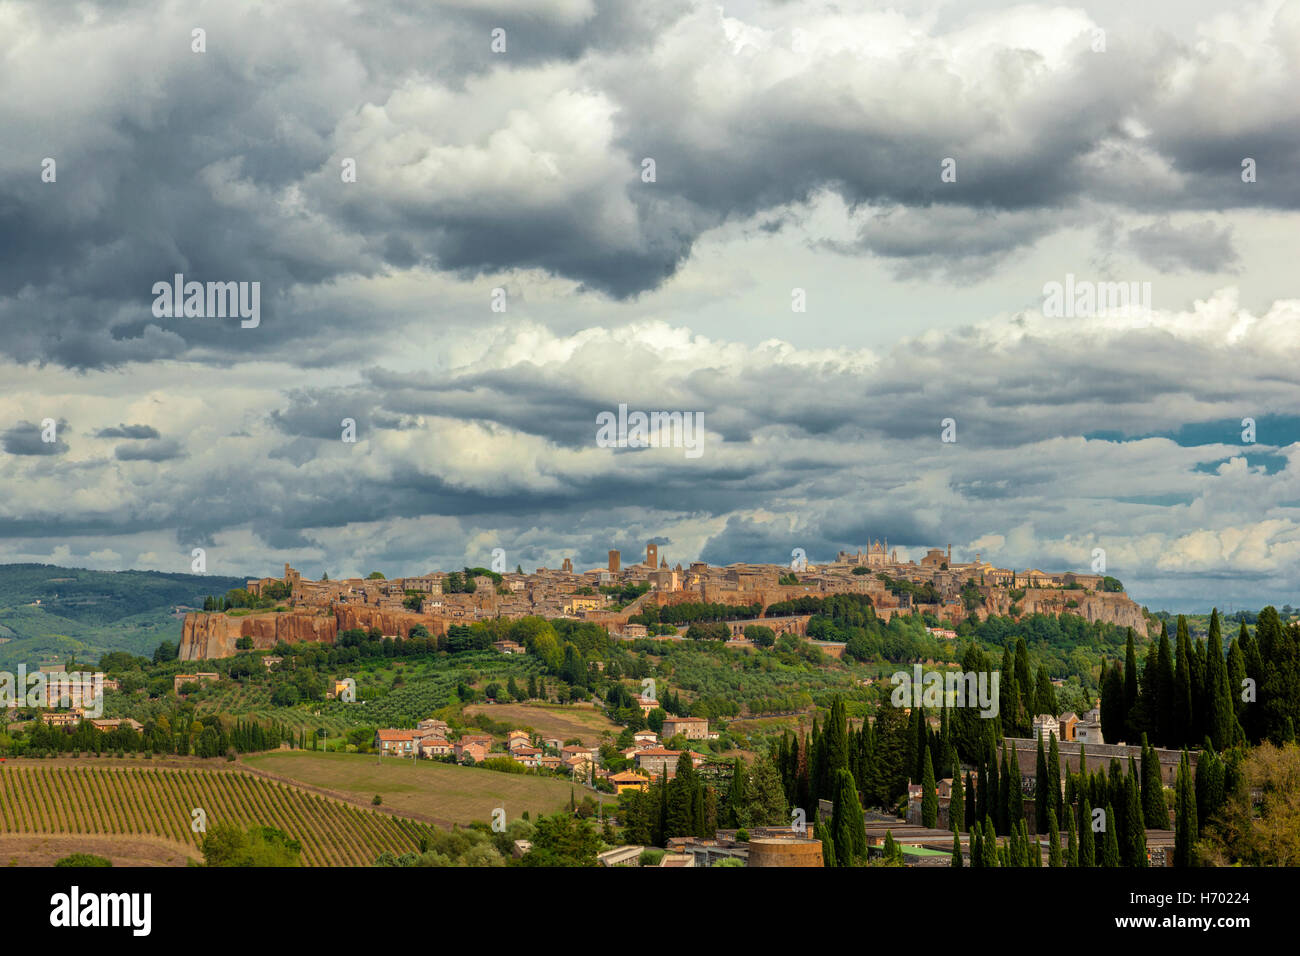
0 765 434 866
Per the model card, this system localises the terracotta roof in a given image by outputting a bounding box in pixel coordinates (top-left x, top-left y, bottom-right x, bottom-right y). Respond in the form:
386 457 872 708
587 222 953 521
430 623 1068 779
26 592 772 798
609 771 648 783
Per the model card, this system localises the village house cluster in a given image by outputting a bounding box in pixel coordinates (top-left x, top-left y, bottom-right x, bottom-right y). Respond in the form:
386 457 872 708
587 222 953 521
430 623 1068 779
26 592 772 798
369 714 715 791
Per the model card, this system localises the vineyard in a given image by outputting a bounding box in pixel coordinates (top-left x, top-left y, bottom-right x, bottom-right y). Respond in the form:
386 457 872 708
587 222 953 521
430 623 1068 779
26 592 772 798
0 762 436 866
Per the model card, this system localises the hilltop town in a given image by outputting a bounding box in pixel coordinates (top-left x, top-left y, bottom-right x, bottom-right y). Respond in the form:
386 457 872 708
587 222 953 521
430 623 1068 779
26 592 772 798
179 541 1147 660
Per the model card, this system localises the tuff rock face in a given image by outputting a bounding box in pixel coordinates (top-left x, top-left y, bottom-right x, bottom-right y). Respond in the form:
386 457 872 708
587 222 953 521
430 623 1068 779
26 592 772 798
178 606 448 660
988 588 1148 636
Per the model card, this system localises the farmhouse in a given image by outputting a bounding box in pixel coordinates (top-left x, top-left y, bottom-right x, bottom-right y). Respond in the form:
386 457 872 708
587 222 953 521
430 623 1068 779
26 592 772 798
87 718 144 733
375 729 417 756
511 747 543 768
418 737 452 758
661 716 709 740
635 747 683 777
609 770 650 794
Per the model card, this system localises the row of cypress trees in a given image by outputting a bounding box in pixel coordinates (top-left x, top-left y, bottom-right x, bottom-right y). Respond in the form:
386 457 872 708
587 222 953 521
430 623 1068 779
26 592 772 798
1101 608 1300 752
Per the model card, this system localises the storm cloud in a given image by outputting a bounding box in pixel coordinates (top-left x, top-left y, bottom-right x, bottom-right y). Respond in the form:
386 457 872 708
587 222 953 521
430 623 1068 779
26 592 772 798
2 0 1299 610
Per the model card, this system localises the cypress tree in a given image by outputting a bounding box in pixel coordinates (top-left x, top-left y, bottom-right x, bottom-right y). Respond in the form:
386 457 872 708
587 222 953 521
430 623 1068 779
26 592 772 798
724 758 747 828
1156 622 1176 746
994 744 1008 834
1126 772 1147 867
1065 805 1078 867
902 708 917 786
795 732 812 814
952 831 963 867
816 820 836 867
1014 639 1032 733
1100 659 1126 744
1078 796 1095 867
1101 803 1120 867
1191 636 1207 745
810 716 826 804
1226 636 1248 738
824 697 850 778
981 816 998 867
913 704 929 784
666 746 700 837
1047 808 1062 867
1174 749 1197 867
1173 616 1194 747
883 830 902 865
1135 640 1159 741
971 818 983 868
999 740 1015 835
1000 644 1017 738
964 770 975 831
1033 667 1058 717
1194 741 1226 827
1238 620 1262 742
937 707 953 783
1035 734 1049 832
949 761 965 833
1123 628 1139 739
831 768 866 866
921 749 938 828
977 744 993 824
1204 612 1233 751
1140 735 1166 828
1047 732 1063 821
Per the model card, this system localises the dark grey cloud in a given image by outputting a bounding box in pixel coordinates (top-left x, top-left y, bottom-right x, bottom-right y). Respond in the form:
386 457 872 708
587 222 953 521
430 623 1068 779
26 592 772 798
3 0 1299 368
2 420 69 455
96 423 161 439
114 439 184 462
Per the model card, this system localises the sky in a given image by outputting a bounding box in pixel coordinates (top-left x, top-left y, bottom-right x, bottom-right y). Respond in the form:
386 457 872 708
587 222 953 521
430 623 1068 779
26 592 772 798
1 0 1299 612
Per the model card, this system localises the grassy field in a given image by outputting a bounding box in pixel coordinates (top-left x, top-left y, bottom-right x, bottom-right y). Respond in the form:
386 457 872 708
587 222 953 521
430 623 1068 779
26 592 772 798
0 760 435 866
0 833 196 867
462 701 621 745
242 750 613 826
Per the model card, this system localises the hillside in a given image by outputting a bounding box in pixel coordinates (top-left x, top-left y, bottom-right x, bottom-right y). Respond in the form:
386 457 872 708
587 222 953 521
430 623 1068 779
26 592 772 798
0 564 245 668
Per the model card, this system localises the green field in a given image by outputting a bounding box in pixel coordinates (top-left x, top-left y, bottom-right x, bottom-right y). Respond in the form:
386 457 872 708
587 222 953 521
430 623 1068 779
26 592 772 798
242 751 613 826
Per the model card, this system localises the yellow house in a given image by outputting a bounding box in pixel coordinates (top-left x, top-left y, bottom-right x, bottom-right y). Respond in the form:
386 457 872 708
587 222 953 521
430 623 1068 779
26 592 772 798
563 594 604 614
609 770 650 794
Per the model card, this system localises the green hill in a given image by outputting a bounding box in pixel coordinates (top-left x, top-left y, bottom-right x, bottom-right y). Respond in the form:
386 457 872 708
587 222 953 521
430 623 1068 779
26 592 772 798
0 564 245 668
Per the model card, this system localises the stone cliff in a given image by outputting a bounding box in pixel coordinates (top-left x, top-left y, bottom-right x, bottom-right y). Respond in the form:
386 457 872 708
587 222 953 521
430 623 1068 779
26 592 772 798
179 606 449 661
982 588 1148 636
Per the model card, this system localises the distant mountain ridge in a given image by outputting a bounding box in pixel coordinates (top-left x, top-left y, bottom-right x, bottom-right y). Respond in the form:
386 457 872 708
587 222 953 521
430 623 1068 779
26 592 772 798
0 564 247 667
